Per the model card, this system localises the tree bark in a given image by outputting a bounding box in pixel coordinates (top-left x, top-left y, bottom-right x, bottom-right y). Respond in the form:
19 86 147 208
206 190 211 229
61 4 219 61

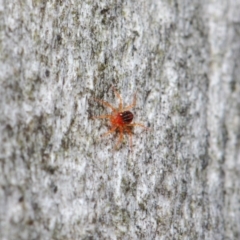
0 0 240 239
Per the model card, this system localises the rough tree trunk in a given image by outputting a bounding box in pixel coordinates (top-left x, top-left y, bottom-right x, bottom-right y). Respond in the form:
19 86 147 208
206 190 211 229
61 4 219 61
0 0 239 239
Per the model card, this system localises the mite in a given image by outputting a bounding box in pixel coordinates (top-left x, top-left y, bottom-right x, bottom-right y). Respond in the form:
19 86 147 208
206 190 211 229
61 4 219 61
92 87 147 149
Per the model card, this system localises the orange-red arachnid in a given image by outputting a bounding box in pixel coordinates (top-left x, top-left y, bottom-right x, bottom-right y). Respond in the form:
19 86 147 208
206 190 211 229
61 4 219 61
92 87 147 150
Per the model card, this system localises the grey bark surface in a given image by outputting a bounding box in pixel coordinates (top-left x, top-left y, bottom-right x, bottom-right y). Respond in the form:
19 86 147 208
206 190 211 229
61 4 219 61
0 0 240 239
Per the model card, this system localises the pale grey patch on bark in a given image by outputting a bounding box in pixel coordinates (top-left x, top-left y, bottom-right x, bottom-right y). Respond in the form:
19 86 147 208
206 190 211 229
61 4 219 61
0 0 239 239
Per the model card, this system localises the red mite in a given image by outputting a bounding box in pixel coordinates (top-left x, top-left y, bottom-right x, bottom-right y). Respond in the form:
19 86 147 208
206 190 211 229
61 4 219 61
92 87 147 149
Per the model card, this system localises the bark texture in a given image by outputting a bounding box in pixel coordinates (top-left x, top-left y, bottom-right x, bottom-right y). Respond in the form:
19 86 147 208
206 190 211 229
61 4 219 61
0 0 240 239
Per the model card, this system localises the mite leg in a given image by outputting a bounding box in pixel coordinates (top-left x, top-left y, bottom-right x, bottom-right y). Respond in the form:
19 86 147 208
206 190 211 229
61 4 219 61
94 98 117 112
112 86 123 111
125 128 133 150
115 127 124 149
127 123 148 130
91 114 112 120
101 126 117 138
124 93 136 111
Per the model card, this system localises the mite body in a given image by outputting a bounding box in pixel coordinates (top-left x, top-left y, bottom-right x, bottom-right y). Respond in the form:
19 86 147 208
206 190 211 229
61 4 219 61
112 111 134 126
92 87 147 149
